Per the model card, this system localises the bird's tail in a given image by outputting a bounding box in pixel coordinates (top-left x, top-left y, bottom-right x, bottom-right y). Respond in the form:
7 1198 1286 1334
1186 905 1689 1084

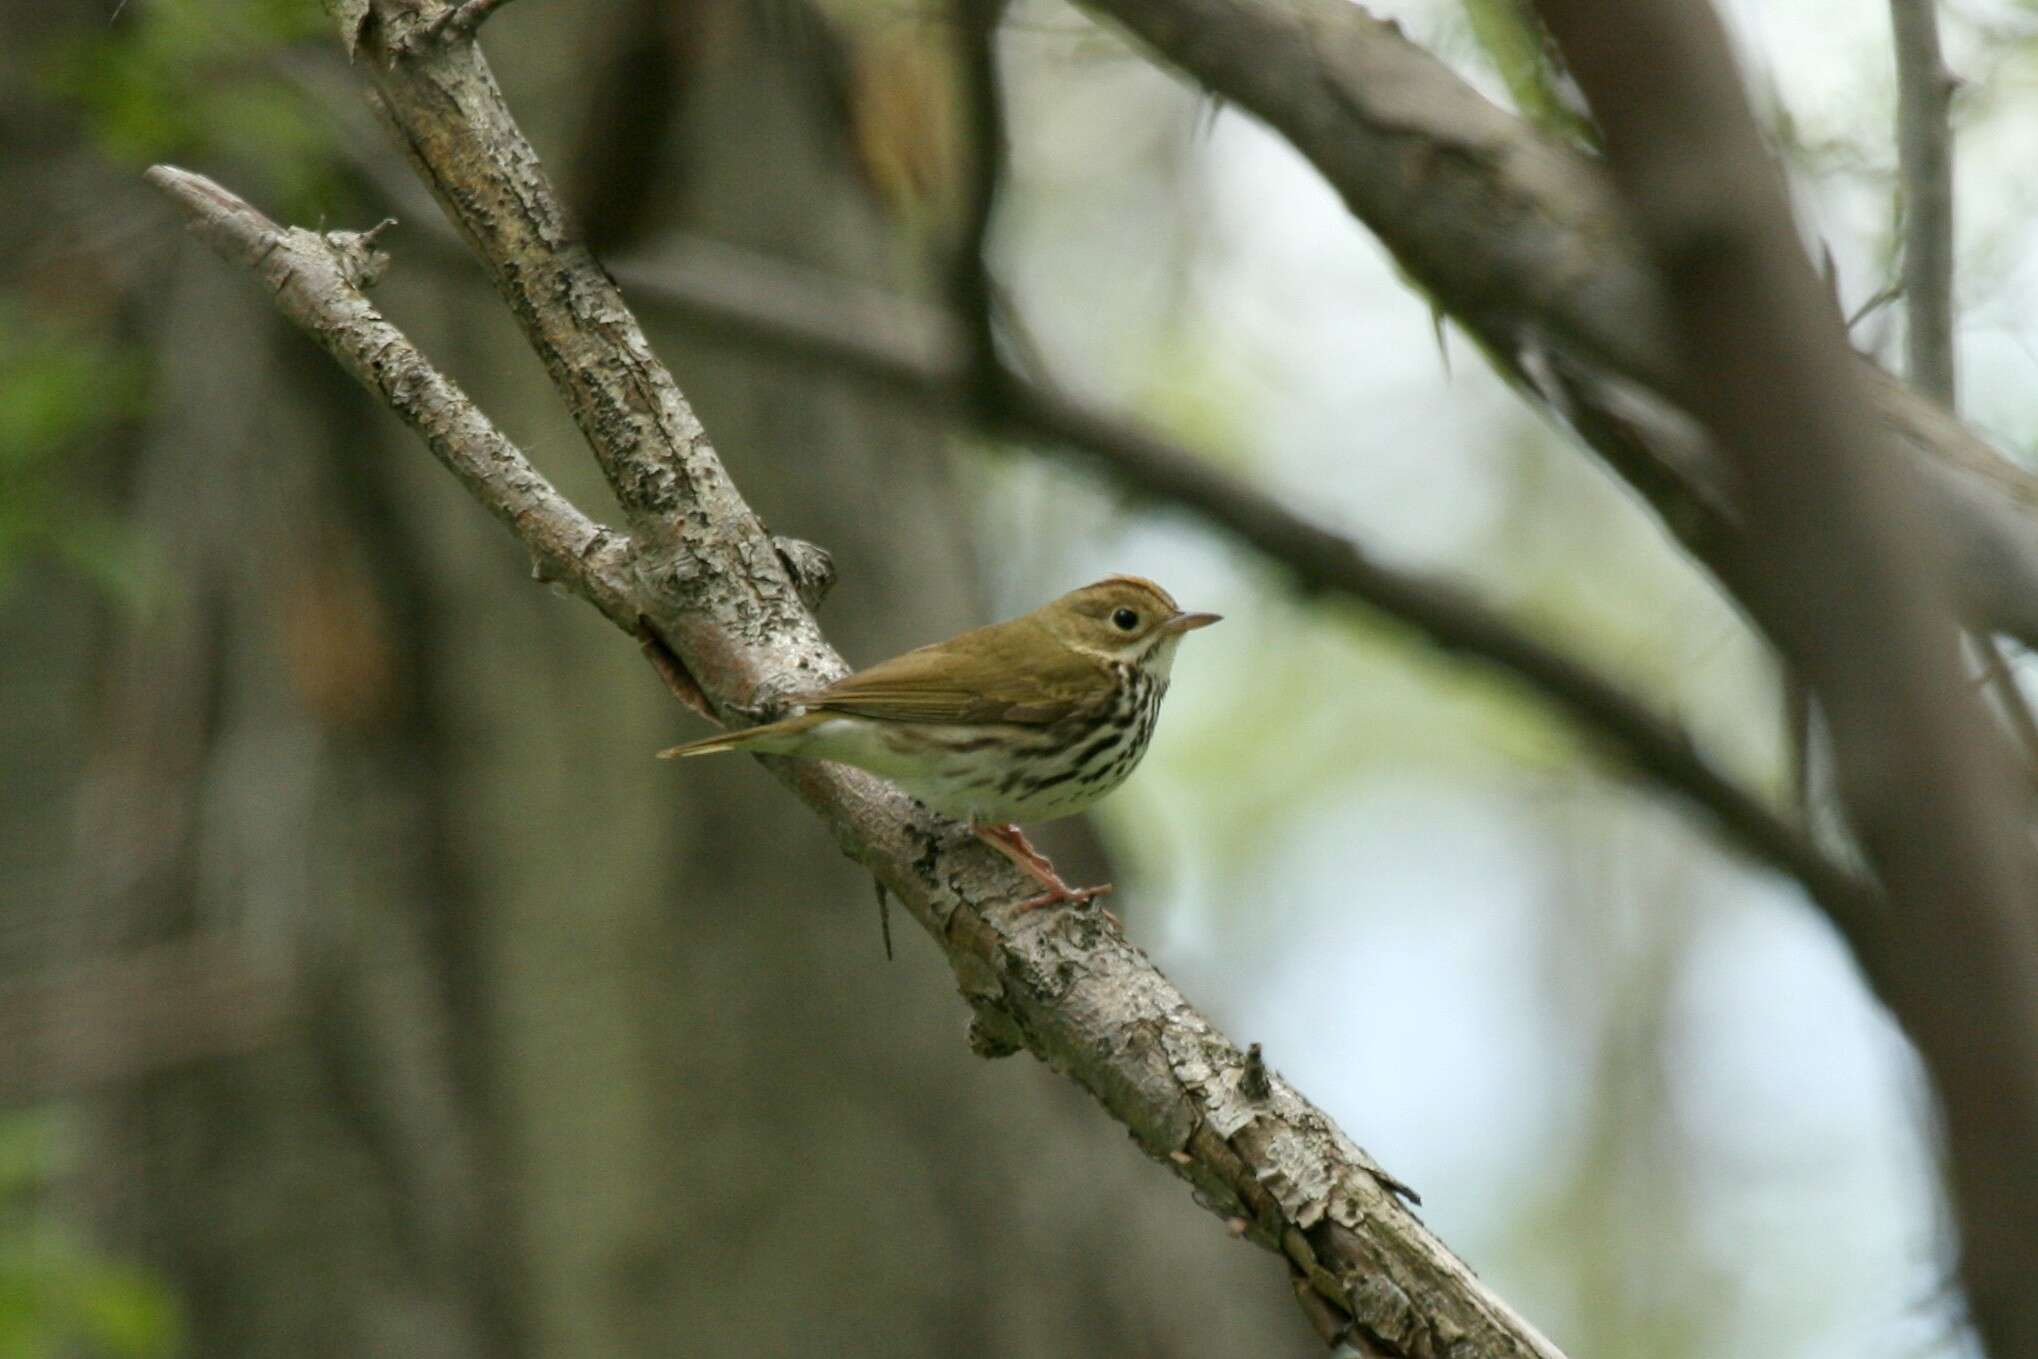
656 711 825 760
655 731 753 759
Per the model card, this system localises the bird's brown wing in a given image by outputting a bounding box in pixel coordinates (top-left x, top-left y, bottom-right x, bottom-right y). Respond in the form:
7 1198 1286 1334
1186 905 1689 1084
802 616 1096 725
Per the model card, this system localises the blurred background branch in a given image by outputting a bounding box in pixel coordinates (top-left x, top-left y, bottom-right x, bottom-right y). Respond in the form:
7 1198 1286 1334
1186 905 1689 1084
0 939 294 1102
1528 7 2038 1359
1076 0 2038 651
1892 0 1957 409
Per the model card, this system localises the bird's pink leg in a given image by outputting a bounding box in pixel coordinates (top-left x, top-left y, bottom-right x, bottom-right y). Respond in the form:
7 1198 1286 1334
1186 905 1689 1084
970 821 1114 913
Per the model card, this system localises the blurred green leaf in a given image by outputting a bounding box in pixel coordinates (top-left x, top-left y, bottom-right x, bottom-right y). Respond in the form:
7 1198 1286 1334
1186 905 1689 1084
0 1110 181 1359
42 0 338 219
0 306 150 604
64 1261 183 1358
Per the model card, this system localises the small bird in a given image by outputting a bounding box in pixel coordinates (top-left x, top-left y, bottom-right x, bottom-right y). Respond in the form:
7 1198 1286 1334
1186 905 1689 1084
659 576 1219 910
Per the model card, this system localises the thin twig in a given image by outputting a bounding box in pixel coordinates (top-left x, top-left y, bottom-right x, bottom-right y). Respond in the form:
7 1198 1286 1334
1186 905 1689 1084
1847 278 1905 331
874 879 894 962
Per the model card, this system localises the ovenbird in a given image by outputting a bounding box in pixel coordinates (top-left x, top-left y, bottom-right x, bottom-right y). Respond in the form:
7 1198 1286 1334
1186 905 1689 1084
659 576 1219 910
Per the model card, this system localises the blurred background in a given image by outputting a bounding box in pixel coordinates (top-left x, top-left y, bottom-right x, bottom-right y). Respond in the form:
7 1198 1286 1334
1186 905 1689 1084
5 0 2035 1354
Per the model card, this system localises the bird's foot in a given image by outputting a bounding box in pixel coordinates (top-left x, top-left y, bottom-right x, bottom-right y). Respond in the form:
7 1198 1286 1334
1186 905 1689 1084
971 820 1057 877
1015 881 1114 915
970 821 1115 915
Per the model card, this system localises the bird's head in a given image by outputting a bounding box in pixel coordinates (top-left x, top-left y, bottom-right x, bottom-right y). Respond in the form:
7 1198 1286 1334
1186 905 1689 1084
1038 575 1221 674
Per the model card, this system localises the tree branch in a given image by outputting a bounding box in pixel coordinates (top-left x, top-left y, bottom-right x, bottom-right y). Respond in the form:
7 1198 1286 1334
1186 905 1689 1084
1892 0 1958 407
147 12 1572 1352
1072 0 2038 652
388 0 516 50
1526 6 2038 1359
142 165 638 633
1888 0 2038 787
952 0 1009 400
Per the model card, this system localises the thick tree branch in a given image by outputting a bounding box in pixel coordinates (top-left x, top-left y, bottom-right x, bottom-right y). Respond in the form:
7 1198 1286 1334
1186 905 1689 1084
1072 0 2038 652
148 14 1572 1353
1527 6 2038 1359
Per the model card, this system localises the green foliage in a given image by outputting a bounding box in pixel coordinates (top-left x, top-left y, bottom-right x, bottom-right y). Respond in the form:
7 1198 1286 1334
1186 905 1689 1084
43 0 337 219
0 307 150 605
1460 0 1598 147
0 1112 181 1359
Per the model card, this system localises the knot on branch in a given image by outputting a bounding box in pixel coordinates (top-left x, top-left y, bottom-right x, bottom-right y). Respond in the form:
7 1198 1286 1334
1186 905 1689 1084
315 219 398 291
338 0 510 59
1240 1042 1272 1101
967 1013 1022 1060
772 535 837 611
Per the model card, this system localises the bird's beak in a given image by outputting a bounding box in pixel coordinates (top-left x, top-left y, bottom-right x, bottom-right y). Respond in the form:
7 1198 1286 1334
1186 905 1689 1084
1165 610 1223 634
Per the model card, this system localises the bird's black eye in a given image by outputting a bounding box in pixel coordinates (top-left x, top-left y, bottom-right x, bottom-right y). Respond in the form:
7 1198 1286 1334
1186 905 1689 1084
1112 607 1140 631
